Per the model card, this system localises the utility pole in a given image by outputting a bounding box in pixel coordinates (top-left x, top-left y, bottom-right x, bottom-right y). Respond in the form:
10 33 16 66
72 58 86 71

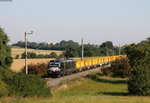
106 42 108 56
81 38 84 60
119 44 121 55
25 31 33 74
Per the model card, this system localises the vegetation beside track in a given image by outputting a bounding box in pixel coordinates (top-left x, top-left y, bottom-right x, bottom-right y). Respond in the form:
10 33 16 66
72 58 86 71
1 73 150 103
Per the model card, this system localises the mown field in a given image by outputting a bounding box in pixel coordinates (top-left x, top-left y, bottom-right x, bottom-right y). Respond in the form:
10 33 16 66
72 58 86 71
0 73 149 103
11 46 63 59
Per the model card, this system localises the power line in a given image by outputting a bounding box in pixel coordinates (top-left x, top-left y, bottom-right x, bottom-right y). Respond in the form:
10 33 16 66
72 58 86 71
81 38 84 60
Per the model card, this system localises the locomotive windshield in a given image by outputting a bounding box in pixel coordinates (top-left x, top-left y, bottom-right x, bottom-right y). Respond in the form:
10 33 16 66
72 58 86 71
49 60 61 68
49 64 59 67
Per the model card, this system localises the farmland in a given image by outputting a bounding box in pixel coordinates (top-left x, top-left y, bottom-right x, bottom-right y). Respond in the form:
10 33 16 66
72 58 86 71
0 73 150 103
11 46 63 59
10 46 63 72
10 58 53 72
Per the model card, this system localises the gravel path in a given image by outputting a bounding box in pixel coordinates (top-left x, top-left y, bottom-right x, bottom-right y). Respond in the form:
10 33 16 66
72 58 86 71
46 66 107 87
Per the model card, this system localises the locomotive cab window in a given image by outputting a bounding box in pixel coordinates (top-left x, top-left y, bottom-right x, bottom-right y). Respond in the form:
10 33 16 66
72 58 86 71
49 64 59 67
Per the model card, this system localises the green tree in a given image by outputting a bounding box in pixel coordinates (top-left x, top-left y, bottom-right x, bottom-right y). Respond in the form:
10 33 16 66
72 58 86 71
84 44 95 57
64 45 79 58
100 41 114 49
49 52 57 58
128 61 150 96
0 27 12 69
125 37 150 95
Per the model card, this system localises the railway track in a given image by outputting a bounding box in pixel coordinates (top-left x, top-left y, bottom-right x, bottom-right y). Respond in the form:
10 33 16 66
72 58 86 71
46 65 109 87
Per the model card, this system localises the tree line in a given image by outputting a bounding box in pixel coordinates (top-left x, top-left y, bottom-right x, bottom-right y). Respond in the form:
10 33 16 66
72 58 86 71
18 52 58 59
12 40 79 50
12 40 124 58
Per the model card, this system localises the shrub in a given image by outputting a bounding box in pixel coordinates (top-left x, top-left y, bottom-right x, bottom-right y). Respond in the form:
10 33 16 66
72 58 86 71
4 72 51 97
128 61 150 96
0 68 51 97
0 68 15 81
15 55 20 59
0 27 13 69
101 67 113 76
0 81 9 97
110 58 131 78
0 68 5 81
101 58 131 78
21 52 37 59
49 52 57 58
22 62 49 77
21 52 58 59
125 37 150 95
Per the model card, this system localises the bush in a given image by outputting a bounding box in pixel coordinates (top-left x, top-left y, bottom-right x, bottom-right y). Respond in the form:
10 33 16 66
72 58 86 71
101 67 113 76
101 58 131 78
110 58 131 78
22 62 49 77
15 55 20 59
4 72 51 97
0 27 13 69
0 68 51 97
49 52 57 58
0 68 14 81
128 61 150 96
21 52 58 59
0 81 9 97
21 52 37 59
125 37 150 95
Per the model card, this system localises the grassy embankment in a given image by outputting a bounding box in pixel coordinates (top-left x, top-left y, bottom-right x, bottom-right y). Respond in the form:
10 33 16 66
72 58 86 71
0 73 150 103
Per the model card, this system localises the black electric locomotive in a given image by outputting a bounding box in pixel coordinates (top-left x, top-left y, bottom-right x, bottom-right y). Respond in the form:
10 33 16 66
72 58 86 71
48 59 76 77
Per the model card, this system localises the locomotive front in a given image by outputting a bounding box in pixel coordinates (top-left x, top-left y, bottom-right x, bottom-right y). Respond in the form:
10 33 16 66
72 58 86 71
48 60 61 76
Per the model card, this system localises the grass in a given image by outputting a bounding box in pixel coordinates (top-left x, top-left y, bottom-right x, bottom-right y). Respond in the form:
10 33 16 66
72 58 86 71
11 46 63 59
0 96 150 103
1 73 150 103
53 73 128 97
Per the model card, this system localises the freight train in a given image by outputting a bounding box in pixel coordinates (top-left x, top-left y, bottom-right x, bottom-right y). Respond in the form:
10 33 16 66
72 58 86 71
48 55 126 77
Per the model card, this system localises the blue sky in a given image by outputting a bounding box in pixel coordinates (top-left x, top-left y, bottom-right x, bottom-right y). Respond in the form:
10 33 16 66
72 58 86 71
0 0 150 45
